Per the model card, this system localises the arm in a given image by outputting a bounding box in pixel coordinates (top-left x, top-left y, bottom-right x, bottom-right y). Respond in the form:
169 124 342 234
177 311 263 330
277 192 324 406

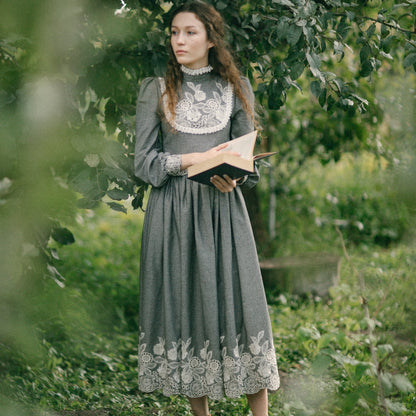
229 77 260 190
135 78 236 189
135 78 183 187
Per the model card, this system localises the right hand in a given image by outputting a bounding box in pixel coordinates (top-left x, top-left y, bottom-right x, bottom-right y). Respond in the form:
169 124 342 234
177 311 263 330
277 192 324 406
181 143 240 169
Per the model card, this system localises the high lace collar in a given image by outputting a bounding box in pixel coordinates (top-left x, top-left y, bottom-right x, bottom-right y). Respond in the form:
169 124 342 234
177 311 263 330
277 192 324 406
180 64 213 76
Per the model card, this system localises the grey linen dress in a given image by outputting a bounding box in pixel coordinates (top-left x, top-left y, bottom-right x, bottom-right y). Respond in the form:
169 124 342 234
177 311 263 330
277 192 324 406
134 65 280 400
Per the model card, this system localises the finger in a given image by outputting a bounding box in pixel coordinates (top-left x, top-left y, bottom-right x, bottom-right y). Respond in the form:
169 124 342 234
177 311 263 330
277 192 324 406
215 143 229 150
210 175 235 192
222 174 236 186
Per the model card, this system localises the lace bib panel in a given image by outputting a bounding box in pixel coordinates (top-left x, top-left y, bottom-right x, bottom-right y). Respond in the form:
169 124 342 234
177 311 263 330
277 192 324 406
158 78 234 135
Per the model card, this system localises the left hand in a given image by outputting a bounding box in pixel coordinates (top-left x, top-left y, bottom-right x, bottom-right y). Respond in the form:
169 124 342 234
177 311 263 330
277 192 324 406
210 174 237 193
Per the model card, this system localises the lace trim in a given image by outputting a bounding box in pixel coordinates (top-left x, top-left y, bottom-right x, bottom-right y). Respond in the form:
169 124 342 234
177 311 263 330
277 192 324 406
159 78 234 135
138 330 280 400
181 64 213 76
161 154 187 176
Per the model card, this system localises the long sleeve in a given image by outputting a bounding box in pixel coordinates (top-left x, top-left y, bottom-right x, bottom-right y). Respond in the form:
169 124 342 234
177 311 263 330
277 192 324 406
231 77 260 190
135 78 181 188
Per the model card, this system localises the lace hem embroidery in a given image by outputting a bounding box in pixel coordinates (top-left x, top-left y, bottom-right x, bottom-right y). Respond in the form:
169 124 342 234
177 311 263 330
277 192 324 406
159 78 233 135
138 330 280 400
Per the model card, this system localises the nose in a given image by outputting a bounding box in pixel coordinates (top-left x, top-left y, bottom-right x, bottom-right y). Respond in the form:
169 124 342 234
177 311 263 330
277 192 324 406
175 31 185 45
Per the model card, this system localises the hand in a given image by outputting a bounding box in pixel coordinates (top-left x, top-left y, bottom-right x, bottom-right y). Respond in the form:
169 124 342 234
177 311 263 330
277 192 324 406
181 143 240 169
210 174 237 193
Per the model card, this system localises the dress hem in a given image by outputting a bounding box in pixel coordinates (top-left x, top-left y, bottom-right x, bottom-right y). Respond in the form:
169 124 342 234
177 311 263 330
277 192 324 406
138 383 281 400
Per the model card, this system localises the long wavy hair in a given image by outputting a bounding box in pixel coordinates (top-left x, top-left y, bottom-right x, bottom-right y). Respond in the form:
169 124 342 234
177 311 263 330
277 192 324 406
163 1 253 124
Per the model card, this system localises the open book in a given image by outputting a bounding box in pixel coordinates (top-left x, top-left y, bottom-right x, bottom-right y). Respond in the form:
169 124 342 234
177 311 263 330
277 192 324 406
187 131 276 186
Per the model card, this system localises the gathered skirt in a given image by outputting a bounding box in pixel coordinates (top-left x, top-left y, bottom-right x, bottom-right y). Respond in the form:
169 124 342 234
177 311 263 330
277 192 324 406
138 177 280 399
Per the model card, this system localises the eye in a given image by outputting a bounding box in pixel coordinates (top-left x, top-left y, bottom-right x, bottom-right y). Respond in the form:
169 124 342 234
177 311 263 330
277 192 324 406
188 31 196 35
171 29 177 35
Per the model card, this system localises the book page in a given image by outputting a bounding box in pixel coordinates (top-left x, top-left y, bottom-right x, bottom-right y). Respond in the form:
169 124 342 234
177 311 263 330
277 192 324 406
219 131 257 160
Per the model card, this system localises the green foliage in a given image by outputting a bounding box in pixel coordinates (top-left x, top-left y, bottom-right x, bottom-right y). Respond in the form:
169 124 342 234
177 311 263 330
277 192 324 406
258 152 414 257
2 206 415 415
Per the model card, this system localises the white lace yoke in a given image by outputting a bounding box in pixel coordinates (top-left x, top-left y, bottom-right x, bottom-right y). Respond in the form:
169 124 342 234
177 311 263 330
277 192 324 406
159 66 234 135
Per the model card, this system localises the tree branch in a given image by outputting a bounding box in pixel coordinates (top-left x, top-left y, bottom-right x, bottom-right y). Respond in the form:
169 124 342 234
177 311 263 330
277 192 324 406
334 12 416 36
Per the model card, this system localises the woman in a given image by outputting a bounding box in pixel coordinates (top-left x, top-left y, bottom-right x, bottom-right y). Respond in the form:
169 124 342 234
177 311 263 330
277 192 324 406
134 2 280 415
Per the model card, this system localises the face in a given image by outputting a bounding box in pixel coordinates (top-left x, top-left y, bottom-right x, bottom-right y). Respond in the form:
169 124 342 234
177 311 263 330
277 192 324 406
170 12 214 70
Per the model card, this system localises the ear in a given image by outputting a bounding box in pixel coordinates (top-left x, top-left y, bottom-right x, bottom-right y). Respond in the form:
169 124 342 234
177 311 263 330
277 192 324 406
208 41 214 49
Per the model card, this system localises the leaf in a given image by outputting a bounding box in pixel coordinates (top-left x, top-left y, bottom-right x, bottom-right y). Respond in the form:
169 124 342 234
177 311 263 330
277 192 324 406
403 53 416 68
306 51 323 80
360 44 372 63
216 1 228 10
107 202 127 214
272 0 295 6
366 23 376 38
51 227 75 245
77 197 101 209
334 41 344 58
391 374 415 394
354 362 370 381
132 188 146 210
287 25 303 45
311 353 332 376
311 80 321 98
381 35 395 53
381 373 394 395
107 188 129 201
377 344 394 357
297 326 320 341
289 61 305 79
342 391 360 414
386 399 408 415
360 60 374 77
319 88 327 107
84 154 100 168
47 264 66 288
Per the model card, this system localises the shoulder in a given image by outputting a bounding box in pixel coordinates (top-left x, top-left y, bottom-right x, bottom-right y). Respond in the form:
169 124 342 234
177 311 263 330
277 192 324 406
137 77 162 98
239 76 254 96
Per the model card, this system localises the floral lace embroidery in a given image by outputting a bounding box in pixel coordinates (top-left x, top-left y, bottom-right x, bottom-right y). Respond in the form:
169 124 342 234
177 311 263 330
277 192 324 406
159 154 186 176
159 78 234 135
138 330 280 400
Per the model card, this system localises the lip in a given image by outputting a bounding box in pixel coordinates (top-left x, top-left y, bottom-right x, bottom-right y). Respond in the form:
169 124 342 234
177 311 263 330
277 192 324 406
175 50 187 55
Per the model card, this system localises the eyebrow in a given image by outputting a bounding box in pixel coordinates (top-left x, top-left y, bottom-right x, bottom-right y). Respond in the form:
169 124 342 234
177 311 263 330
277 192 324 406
171 25 199 29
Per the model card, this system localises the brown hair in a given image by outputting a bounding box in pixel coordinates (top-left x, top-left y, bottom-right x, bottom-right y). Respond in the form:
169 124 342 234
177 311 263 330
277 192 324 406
163 1 253 123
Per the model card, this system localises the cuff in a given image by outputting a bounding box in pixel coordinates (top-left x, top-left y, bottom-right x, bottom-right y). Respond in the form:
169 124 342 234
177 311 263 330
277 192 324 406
163 154 187 176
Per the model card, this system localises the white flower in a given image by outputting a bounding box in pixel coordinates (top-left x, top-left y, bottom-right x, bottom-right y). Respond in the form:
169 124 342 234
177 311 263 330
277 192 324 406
249 341 261 355
195 90 206 101
177 99 192 112
186 108 201 122
224 356 235 368
190 356 201 368
258 362 272 378
266 349 277 363
241 353 252 366
153 340 165 356
167 347 177 361
140 352 153 364
207 360 221 373
182 369 193 384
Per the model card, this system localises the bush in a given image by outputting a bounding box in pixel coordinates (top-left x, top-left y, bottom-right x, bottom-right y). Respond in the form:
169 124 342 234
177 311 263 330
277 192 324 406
270 153 414 255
